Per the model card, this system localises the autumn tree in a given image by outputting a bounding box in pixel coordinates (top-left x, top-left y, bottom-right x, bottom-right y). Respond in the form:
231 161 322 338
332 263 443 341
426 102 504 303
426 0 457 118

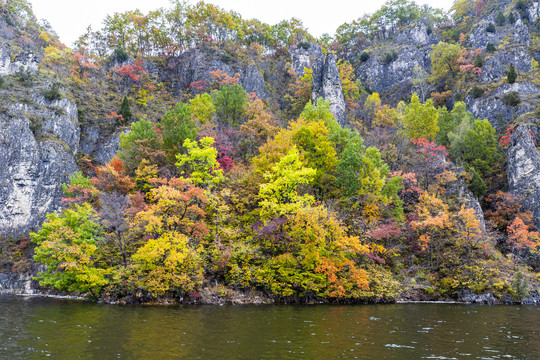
258 147 316 221
176 137 225 189
402 93 439 141
213 84 248 126
430 42 461 87
31 204 109 300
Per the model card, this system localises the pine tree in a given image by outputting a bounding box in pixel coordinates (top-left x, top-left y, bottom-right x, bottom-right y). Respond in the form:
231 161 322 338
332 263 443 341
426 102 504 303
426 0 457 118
119 96 132 121
507 63 517 84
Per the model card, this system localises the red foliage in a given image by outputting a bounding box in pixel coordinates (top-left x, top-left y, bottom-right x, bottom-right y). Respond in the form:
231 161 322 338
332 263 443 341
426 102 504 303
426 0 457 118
115 58 147 83
499 126 514 148
210 69 240 86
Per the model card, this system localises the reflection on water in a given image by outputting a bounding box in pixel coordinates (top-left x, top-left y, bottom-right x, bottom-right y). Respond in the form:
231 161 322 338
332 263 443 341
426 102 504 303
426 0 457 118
1 295 539 359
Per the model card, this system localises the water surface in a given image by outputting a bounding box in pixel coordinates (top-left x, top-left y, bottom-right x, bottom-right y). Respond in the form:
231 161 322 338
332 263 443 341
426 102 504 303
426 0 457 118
1 295 538 359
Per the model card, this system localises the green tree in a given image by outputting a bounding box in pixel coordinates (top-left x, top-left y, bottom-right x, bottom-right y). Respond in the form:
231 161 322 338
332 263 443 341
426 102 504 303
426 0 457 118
160 102 198 164
119 96 132 121
189 93 215 123
258 147 316 221
430 42 461 87
403 93 439 141
176 137 224 189
30 204 109 300
118 118 162 172
507 63 517 84
213 84 248 125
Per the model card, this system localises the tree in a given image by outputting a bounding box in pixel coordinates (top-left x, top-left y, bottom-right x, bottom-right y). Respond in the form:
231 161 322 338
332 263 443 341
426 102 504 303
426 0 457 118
285 67 313 118
495 11 505 26
430 42 461 87
507 218 540 258
213 84 248 125
507 63 517 84
189 93 215 123
403 93 439 141
159 102 198 164
449 119 501 181
176 137 224 189
258 147 316 221
119 96 132 121
137 178 208 240
30 204 109 300
118 119 163 172
131 231 204 297
412 65 433 102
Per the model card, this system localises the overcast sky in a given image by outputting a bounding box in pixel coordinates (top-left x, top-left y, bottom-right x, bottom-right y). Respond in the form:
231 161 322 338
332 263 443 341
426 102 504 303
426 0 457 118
30 0 455 47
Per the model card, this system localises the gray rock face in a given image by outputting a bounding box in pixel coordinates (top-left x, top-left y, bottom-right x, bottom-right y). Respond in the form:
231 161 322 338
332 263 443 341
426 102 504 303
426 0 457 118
0 271 40 295
507 125 540 229
528 1 540 22
291 44 347 125
79 126 124 165
393 24 438 46
480 48 532 83
0 96 79 235
241 65 269 99
467 82 539 129
0 45 39 76
355 45 430 102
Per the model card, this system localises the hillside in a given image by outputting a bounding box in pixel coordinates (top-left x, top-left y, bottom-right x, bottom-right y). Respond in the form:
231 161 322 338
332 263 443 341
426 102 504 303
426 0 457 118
1 0 540 304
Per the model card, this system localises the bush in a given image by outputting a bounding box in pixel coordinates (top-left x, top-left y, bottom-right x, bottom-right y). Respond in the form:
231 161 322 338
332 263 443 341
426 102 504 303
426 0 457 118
507 63 517 84
515 0 527 11
15 68 35 86
119 96 132 121
112 48 129 62
454 92 463 102
502 91 520 106
44 82 62 102
0 76 5 88
359 51 370 63
474 55 483 68
426 26 432 35
382 51 398 65
486 42 496 52
297 40 311 50
486 22 496 33
470 86 484 99
495 11 506 26
508 12 516 24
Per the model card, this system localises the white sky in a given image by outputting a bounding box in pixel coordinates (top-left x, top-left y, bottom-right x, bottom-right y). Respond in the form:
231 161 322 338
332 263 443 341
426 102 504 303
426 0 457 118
30 0 455 47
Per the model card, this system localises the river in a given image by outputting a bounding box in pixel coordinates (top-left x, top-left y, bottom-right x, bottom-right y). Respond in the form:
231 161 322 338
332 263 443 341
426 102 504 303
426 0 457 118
1 295 539 359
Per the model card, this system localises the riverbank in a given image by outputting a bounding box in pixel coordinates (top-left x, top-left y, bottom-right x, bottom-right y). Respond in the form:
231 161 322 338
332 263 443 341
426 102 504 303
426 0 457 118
3 270 540 305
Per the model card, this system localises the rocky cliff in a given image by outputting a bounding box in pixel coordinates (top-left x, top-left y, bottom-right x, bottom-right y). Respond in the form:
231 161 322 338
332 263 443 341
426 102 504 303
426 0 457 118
291 44 347 125
507 124 540 229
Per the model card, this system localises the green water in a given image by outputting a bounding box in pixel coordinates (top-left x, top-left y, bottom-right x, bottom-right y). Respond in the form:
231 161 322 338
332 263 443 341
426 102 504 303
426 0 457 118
0 295 539 359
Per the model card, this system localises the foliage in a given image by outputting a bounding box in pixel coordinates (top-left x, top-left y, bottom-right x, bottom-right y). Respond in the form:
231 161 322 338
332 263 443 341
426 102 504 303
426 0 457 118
502 91 520 106
507 63 517 84
119 96 132 121
213 84 248 126
403 94 439 141
30 204 109 299
176 137 224 189
160 102 198 163
258 147 316 220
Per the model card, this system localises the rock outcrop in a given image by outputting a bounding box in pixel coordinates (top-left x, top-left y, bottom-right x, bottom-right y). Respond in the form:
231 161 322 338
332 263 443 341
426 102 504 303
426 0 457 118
291 44 347 125
0 92 79 235
507 125 540 229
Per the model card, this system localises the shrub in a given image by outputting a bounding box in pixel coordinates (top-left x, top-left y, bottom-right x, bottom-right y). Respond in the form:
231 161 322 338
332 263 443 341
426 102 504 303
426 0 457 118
486 42 496 52
454 92 463 102
470 86 484 99
507 63 517 84
515 0 527 11
298 40 311 50
44 82 62 102
119 96 132 121
112 48 129 62
508 12 516 24
359 51 370 63
0 76 5 88
382 51 398 65
474 55 483 68
495 11 506 26
486 22 496 33
426 26 432 35
502 91 520 106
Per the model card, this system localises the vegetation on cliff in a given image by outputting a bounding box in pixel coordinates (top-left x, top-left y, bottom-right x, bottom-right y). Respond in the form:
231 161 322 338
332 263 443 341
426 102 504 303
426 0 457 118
1 0 540 303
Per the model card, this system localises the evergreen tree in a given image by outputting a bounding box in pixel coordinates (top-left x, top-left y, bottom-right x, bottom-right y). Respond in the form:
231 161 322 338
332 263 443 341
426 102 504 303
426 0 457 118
507 63 517 84
119 96 132 121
